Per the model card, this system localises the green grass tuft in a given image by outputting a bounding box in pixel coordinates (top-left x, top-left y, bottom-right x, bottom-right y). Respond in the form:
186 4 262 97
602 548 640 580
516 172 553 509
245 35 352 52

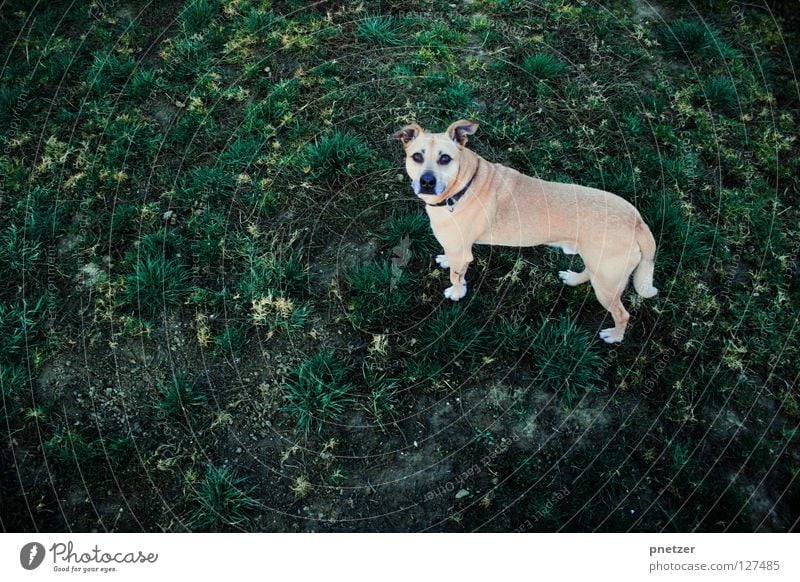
492 316 535 353
213 324 247 358
180 0 218 34
522 53 568 80
344 262 412 329
0 224 40 277
642 195 719 272
703 75 739 115
158 373 207 418
238 249 307 302
220 136 264 172
378 211 438 259
357 16 402 46
0 85 23 124
0 363 28 400
530 314 604 405
83 52 137 95
0 299 45 364
422 305 487 360
127 68 158 99
244 79 298 130
660 20 734 61
282 351 354 436
186 465 258 531
304 131 374 185
244 9 279 35
125 255 191 320
44 428 94 466
661 20 711 57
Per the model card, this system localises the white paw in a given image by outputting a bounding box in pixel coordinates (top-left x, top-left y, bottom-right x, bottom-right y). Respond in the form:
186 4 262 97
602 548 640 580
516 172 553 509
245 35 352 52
599 327 624 344
558 270 585 286
444 284 467 301
435 254 450 268
640 286 658 299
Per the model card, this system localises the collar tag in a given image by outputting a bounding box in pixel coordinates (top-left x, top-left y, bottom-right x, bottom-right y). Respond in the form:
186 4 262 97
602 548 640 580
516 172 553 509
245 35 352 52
447 197 456 212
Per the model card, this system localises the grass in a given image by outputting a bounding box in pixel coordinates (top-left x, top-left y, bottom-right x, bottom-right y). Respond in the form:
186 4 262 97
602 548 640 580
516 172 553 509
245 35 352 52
0 0 797 534
213 324 246 359
377 211 438 260
0 363 28 400
303 131 375 185
530 315 605 406
158 373 207 418
250 292 309 335
492 316 536 353
281 351 355 436
422 305 488 362
244 79 299 129
642 194 719 272
84 52 137 96
362 363 400 431
344 261 413 329
0 299 44 363
661 20 714 58
522 53 568 81
125 254 191 320
357 16 402 46
0 224 41 276
702 75 739 115
180 0 218 35
238 249 307 301
44 428 94 466
186 465 257 531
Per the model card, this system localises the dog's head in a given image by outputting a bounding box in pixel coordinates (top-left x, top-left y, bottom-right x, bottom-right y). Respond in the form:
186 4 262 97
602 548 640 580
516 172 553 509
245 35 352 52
391 120 478 199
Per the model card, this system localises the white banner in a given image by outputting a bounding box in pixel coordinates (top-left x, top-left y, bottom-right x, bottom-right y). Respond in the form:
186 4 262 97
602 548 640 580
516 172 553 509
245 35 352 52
2 533 798 581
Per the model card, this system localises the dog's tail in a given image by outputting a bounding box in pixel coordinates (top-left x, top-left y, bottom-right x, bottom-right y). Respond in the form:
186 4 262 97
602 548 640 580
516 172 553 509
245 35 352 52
633 218 658 298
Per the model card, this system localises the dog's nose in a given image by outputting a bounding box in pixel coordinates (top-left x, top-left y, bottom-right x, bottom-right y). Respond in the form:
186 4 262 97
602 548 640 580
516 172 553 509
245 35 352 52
420 172 436 191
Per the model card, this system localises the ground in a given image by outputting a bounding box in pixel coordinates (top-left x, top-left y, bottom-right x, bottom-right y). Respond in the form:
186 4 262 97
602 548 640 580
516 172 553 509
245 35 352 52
0 0 798 532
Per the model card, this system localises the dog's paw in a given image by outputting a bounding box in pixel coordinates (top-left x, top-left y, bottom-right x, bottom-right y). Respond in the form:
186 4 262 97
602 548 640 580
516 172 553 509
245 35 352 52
435 254 450 268
599 327 624 344
558 270 588 286
444 284 466 301
639 286 658 299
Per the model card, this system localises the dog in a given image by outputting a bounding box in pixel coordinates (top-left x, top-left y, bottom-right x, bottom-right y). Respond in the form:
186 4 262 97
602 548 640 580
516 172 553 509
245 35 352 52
391 119 658 343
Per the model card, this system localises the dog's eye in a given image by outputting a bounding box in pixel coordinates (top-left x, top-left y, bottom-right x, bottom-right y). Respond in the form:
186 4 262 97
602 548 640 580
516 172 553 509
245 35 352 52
438 154 452 165
411 153 424 163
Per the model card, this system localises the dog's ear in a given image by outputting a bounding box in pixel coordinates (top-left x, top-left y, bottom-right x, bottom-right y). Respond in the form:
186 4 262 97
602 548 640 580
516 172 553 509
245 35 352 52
447 120 479 147
390 123 422 147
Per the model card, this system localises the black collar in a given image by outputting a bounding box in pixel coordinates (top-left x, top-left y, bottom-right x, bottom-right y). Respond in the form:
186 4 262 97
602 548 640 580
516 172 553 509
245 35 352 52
425 161 480 212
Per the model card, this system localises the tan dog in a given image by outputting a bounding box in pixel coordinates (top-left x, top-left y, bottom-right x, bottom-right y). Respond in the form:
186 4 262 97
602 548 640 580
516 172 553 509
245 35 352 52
391 120 658 343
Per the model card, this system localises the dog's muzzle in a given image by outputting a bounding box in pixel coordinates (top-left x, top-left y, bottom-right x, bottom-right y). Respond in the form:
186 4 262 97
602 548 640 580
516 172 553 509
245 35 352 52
415 172 446 196
419 171 436 195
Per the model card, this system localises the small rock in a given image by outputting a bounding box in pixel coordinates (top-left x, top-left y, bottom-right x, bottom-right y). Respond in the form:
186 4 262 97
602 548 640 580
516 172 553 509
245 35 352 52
455 489 470 499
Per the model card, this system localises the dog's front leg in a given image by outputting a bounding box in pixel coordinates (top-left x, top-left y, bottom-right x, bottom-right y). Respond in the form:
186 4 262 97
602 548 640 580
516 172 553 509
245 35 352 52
442 248 473 301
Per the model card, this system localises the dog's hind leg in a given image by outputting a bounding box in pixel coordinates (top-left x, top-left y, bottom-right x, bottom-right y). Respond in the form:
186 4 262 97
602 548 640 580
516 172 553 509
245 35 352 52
589 263 636 343
592 284 630 343
558 269 590 286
